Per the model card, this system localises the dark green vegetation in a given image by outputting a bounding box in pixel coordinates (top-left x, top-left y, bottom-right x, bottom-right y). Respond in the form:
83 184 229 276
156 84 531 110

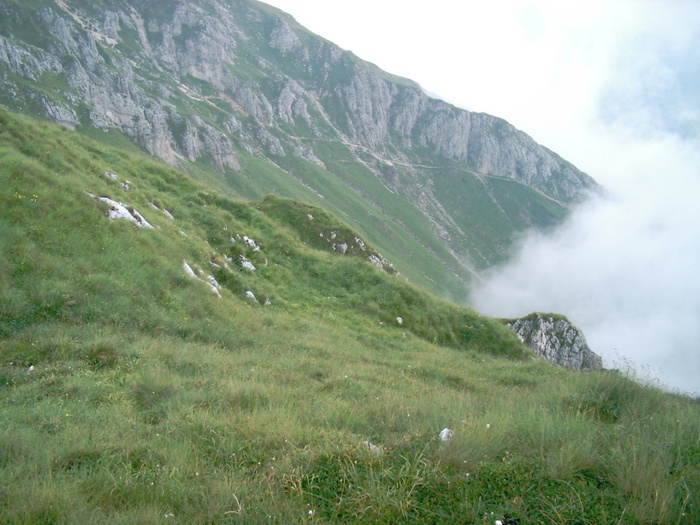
1 110 698 524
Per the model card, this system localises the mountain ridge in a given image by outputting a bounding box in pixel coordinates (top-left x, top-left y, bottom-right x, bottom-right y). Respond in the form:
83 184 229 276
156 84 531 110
0 0 598 299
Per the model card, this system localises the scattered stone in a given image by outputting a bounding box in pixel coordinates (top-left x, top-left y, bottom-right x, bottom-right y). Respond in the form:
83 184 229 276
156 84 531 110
239 255 256 271
363 441 382 455
150 202 174 219
439 428 454 441
97 196 153 228
243 235 261 251
205 274 222 291
183 260 221 298
367 254 385 268
332 242 348 254
246 291 258 302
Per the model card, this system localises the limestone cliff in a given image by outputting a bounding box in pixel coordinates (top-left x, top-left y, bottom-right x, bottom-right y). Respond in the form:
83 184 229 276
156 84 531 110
0 0 596 196
505 313 603 370
0 0 599 298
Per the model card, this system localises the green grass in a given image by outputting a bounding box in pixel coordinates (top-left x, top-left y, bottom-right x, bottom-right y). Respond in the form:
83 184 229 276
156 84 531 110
0 0 571 302
0 108 698 523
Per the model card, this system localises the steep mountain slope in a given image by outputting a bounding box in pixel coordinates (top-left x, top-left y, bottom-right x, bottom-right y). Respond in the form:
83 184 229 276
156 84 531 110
0 0 598 299
0 107 528 361
1 108 697 524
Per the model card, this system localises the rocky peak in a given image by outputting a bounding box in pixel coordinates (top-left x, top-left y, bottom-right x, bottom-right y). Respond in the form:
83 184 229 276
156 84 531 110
505 313 603 370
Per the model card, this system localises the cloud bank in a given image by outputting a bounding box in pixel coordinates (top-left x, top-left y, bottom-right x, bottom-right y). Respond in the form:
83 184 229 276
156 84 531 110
470 130 700 395
468 2 700 395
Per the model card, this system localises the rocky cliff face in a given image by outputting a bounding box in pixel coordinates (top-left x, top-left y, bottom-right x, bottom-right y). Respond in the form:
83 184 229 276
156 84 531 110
0 0 596 197
505 313 603 370
0 0 599 298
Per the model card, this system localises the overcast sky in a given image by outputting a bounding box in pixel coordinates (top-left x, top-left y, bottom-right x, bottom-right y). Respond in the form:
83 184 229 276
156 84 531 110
262 0 700 395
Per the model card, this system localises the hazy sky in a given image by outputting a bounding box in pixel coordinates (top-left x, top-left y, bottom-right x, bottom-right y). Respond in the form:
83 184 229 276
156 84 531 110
262 0 700 395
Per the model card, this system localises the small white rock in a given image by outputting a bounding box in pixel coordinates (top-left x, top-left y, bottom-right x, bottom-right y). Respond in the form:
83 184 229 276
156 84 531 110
206 275 222 290
439 428 454 441
243 235 260 251
363 441 382 455
239 255 256 271
182 261 221 298
97 196 153 228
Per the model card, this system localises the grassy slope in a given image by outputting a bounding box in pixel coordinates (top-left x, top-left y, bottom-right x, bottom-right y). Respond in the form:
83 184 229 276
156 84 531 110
0 109 698 524
0 0 575 302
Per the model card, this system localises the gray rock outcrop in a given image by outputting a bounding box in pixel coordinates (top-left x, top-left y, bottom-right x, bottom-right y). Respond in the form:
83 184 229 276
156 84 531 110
505 313 603 370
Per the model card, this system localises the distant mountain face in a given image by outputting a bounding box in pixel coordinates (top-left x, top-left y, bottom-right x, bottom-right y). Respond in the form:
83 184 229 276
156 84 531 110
0 0 598 299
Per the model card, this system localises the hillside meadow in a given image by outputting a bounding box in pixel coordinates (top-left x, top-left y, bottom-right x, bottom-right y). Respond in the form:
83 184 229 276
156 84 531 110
0 109 698 523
